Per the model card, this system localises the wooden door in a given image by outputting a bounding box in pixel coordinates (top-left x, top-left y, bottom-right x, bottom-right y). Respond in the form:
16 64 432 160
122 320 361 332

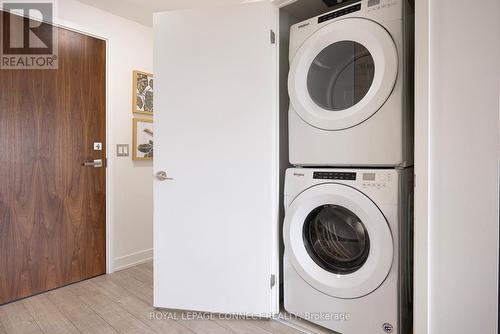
153 2 280 315
0 12 106 305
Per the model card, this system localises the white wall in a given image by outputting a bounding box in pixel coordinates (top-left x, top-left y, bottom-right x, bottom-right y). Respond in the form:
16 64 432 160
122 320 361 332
415 0 500 333
53 0 154 272
414 1 429 332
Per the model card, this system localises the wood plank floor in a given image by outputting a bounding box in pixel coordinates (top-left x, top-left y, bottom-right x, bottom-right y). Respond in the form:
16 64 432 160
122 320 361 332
0 262 309 334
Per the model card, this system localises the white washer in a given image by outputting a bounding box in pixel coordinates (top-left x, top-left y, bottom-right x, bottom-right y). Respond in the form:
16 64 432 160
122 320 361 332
288 0 414 167
283 168 413 333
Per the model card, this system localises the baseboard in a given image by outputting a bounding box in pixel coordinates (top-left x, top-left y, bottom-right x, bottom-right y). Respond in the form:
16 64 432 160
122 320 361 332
112 248 153 272
276 318 314 334
277 311 336 334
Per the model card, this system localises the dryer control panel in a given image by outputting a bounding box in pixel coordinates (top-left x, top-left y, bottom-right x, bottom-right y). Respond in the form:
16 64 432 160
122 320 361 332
318 3 361 23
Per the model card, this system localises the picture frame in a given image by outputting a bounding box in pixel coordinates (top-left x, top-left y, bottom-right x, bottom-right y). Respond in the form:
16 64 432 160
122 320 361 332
132 70 154 115
132 118 153 161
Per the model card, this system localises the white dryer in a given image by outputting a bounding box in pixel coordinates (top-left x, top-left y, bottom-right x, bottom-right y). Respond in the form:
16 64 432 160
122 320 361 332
288 0 414 167
283 168 413 333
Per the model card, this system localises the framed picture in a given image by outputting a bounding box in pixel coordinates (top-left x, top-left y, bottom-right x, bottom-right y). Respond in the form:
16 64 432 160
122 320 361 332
133 70 154 115
132 118 153 160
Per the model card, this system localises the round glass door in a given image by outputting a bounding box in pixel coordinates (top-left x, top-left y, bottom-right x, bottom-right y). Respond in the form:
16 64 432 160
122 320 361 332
288 18 398 130
303 204 370 275
307 41 375 112
283 183 394 299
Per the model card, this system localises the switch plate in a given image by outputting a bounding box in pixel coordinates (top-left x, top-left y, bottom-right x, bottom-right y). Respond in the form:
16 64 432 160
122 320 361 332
116 144 129 157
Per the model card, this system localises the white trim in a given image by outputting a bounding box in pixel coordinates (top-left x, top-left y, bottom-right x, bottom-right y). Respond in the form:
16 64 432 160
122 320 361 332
270 0 298 8
113 248 153 272
497 78 500 334
414 0 430 333
105 40 113 274
270 2 280 316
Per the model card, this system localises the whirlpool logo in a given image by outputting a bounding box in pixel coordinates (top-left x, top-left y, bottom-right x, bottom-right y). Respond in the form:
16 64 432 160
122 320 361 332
1 1 58 69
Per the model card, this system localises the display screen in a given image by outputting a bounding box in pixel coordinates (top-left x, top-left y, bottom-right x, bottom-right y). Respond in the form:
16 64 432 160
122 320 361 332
363 173 376 181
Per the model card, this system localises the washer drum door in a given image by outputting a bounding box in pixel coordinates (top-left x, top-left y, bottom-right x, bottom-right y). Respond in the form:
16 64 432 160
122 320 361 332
284 183 393 299
288 18 398 131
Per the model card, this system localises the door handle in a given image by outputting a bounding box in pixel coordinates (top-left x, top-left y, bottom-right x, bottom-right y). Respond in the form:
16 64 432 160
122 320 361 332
156 171 173 181
83 159 103 168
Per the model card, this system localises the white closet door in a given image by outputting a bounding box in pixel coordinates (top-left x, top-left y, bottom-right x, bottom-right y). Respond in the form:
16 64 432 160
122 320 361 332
153 2 279 315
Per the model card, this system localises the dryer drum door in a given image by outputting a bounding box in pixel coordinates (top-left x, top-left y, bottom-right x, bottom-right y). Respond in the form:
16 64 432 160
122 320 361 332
288 18 398 131
284 183 393 299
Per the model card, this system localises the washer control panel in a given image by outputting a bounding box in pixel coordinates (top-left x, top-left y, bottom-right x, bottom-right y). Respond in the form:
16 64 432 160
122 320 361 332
367 0 399 12
313 171 357 180
361 172 392 189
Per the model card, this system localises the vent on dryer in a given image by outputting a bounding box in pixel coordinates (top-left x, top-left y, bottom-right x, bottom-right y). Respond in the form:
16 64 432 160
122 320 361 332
321 0 360 8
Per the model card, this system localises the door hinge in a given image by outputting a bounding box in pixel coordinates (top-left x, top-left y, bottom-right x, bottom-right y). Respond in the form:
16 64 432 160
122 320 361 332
270 30 276 44
270 274 276 288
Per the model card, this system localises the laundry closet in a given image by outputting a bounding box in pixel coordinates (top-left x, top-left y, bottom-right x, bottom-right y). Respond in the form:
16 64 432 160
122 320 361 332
153 1 414 333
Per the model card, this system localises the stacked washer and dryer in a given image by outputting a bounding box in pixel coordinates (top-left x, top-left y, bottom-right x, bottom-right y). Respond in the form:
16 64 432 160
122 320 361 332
283 0 414 333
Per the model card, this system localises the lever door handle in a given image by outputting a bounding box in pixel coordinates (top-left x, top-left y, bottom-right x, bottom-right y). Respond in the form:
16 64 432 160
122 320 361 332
83 159 103 168
156 171 173 181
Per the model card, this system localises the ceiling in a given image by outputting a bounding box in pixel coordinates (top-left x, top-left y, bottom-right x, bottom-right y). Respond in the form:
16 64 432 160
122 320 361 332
75 0 331 26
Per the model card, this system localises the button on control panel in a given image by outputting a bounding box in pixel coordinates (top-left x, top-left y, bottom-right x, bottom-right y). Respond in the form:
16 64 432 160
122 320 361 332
361 172 391 189
313 172 356 180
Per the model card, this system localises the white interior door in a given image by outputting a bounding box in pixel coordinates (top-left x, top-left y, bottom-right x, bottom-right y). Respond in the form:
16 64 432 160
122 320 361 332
153 2 279 315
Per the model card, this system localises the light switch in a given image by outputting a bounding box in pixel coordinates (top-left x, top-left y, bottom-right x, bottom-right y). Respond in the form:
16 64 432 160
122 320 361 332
116 144 129 157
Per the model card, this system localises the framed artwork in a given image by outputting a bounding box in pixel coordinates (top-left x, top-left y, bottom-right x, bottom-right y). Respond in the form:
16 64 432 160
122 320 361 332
132 118 153 160
133 70 154 115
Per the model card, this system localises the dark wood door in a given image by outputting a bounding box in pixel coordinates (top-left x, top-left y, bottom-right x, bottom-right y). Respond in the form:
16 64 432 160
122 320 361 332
0 12 106 304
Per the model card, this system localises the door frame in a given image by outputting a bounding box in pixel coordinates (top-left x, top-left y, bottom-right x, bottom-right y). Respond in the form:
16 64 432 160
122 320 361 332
2 9 113 274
